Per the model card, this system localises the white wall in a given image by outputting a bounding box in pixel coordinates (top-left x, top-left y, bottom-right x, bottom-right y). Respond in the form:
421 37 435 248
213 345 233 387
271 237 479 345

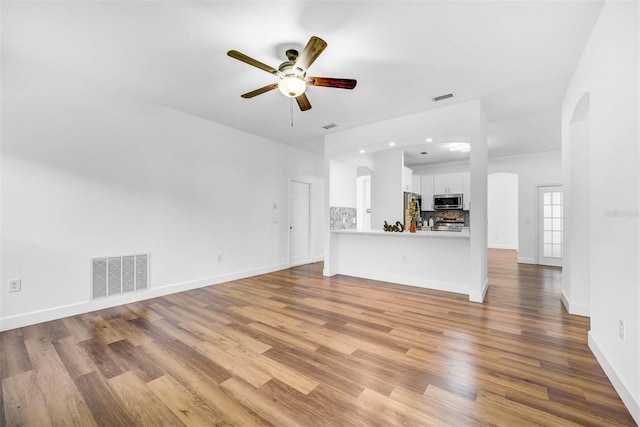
325 100 488 302
563 94 591 316
488 173 518 250
0 55 324 330
415 151 562 264
488 151 562 265
328 160 357 208
562 1 639 422
371 150 404 228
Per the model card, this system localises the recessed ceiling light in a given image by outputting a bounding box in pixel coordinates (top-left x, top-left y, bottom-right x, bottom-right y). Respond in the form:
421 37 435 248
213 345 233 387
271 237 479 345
388 141 396 147
425 137 433 143
322 123 338 130
359 149 366 154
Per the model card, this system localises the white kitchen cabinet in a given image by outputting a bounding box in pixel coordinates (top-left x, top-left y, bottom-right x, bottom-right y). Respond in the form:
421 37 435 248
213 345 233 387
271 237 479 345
434 173 461 195
411 174 422 195
461 171 471 210
402 166 413 192
432 172 471 210
420 175 434 210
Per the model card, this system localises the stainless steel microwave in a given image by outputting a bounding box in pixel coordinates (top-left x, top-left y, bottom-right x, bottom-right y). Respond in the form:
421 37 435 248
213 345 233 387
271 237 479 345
434 194 463 210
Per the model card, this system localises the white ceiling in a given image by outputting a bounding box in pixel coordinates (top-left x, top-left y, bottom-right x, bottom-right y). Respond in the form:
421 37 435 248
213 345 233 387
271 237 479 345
2 1 603 164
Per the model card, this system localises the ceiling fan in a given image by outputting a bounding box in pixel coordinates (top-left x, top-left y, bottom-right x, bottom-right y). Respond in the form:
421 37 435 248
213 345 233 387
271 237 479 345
227 36 357 111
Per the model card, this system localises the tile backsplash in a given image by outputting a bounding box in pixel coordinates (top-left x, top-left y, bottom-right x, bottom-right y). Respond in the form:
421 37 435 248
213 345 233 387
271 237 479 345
330 207 357 230
421 210 470 226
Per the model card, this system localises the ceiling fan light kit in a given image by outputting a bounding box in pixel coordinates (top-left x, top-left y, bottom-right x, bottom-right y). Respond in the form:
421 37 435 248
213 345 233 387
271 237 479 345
278 76 306 97
228 36 357 112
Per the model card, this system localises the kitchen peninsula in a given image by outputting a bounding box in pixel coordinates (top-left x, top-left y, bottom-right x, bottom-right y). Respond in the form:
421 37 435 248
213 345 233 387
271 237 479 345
323 100 489 303
329 228 471 295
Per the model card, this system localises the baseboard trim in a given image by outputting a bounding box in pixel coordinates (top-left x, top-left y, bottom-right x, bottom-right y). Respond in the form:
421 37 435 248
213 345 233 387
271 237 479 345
488 244 518 250
588 332 640 425
560 290 590 317
336 267 468 296
0 262 289 332
311 255 324 263
517 256 536 264
469 277 489 303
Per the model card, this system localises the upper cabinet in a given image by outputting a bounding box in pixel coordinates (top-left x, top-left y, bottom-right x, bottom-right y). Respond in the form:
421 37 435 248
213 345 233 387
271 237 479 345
420 175 434 210
461 171 470 210
402 166 413 192
411 174 422 195
419 171 470 211
434 173 464 195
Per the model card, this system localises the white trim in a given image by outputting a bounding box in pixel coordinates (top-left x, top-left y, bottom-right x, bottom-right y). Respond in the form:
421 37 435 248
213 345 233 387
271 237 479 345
488 244 518 250
288 179 311 268
335 267 469 296
560 290 590 317
588 332 640 425
311 255 324 263
0 262 288 332
517 256 536 264
469 278 489 303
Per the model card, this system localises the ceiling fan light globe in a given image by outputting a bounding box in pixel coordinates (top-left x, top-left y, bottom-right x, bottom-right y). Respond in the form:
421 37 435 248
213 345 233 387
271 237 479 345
278 76 306 98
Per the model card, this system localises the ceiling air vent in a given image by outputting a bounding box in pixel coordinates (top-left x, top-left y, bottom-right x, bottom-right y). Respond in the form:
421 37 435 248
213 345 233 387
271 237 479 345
322 123 338 130
432 93 455 102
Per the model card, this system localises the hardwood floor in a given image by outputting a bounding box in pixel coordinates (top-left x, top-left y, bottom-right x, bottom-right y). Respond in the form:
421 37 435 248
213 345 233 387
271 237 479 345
1 249 635 426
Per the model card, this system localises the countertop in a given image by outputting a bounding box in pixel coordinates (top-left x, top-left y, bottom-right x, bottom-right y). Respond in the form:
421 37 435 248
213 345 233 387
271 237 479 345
332 228 470 238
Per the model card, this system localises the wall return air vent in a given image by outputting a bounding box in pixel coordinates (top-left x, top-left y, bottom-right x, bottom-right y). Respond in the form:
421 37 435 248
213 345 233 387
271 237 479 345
91 253 149 300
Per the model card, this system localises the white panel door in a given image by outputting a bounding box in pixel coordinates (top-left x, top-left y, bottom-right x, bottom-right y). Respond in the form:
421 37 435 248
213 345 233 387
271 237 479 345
289 181 310 267
538 186 563 267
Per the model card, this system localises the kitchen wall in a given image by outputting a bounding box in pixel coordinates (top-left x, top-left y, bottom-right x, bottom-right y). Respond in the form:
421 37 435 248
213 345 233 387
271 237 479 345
414 151 560 263
488 173 518 250
325 100 489 302
1 55 325 330
371 150 404 229
562 0 639 422
489 152 561 262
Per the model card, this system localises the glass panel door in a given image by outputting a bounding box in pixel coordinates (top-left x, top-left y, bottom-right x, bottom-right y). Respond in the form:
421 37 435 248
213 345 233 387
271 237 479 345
539 186 563 267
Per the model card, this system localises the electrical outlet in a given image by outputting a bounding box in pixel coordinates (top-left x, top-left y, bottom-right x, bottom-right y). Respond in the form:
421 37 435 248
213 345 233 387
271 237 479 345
217 254 223 263
619 319 625 341
9 279 21 293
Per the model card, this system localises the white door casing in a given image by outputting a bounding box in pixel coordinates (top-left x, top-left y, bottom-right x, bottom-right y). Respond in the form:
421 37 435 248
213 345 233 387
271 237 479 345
289 181 310 267
539 186 563 267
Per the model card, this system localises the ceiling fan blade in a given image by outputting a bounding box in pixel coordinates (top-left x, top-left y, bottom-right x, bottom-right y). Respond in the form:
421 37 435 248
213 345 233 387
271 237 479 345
294 36 327 71
241 83 278 99
227 50 279 75
307 77 357 90
296 93 312 111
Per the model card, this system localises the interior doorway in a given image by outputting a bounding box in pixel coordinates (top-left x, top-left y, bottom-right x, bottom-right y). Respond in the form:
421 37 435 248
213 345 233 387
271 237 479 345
488 172 519 250
356 174 371 230
538 185 563 267
289 180 310 267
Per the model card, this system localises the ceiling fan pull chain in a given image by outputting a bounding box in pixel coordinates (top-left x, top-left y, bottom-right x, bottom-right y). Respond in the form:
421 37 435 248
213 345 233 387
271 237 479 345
290 97 294 127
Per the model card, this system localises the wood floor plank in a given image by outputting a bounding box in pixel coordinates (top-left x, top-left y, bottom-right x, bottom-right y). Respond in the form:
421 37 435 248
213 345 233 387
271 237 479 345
23 337 97 426
108 371 185 427
0 335 32 380
1 371 53 427
138 340 272 427
73 371 133 426
219 376 303 426
0 250 635 426
146 374 226 427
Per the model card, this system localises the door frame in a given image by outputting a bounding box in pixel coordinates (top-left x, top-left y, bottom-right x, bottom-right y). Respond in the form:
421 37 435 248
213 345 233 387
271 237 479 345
288 179 311 267
537 185 563 267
